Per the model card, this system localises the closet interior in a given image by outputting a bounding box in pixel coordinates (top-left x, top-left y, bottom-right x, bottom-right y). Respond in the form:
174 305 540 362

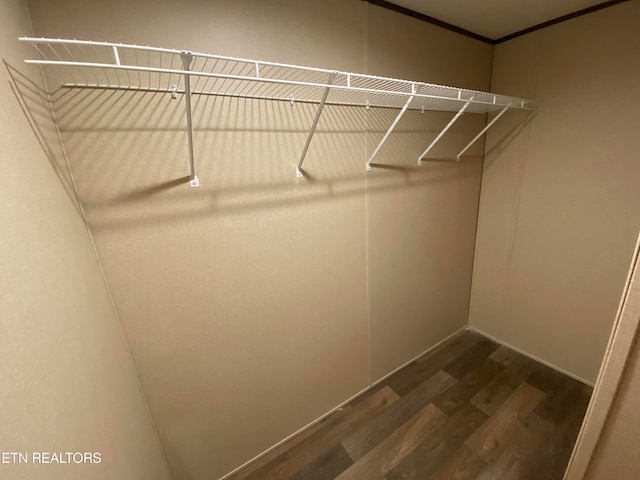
2 0 639 479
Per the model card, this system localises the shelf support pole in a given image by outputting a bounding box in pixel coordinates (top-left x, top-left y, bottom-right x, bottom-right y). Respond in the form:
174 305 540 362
456 101 513 161
417 95 475 165
112 46 121 65
366 92 415 172
181 52 199 187
296 71 337 177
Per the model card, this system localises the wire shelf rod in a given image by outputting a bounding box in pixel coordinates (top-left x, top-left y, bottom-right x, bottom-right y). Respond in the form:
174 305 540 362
21 37 339 76
25 59 533 111
60 82 453 111
296 71 337 177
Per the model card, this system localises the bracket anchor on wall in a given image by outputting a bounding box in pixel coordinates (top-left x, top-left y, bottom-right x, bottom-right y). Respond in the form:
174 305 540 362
181 51 199 187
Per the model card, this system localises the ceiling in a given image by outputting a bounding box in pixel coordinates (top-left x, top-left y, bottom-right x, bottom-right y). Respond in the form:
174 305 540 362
386 0 610 40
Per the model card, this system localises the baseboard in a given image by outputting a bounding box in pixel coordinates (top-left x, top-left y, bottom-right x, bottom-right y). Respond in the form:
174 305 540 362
220 324 591 479
367 325 468 387
217 382 370 480
466 326 595 387
218 325 467 480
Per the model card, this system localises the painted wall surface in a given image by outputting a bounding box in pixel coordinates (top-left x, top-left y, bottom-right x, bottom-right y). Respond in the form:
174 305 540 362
0 1 172 479
26 0 491 478
468 1 640 384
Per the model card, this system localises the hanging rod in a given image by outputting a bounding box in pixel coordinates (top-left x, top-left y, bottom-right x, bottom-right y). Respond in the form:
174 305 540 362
25 58 528 110
20 37 535 180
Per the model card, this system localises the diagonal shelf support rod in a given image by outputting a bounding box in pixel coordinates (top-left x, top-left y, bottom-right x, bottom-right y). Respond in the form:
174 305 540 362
181 52 199 187
296 71 337 178
456 101 513 161
417 94 475 165
366 87 416 172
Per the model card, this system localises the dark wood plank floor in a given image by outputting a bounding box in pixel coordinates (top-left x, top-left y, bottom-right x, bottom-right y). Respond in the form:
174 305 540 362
229 330 592 480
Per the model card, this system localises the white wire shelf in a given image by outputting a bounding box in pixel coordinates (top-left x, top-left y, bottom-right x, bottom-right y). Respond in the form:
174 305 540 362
20 37 536 184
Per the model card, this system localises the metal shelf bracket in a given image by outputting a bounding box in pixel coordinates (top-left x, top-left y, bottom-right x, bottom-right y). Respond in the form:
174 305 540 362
366 84 416 172
456 101 513 161
296 71 337 178
181 51 199 187
417 95 475 165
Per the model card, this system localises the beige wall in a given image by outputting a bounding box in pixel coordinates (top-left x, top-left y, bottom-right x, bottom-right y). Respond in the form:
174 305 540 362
0 1 172 480
469 0 640 384
26 0 491 478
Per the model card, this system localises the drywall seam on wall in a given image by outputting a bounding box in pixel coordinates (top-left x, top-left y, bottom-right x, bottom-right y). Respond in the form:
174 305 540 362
464 50 494 334
363 0 373 388
467 326 595 387
464 38 507 334
22 3 174 476
487 40 536 338
364 113 373 388
496 110 532 334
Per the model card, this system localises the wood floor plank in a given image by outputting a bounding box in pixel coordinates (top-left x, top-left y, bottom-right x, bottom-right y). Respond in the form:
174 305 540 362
519 385 592 480
341 370 456 461
442 338 501 379
525 362 567 393
386 403 488 480
433 357 503 416
229 333 590 480
382 357 446 397
474 414 555 480
429 445 487 480
465 382 545 462
290 443 353 480
534 376 587 426
423 330 487 366
229 419 328 479
335 403 447 479
240 386 399 479
471 354 539 416
489 345 521 366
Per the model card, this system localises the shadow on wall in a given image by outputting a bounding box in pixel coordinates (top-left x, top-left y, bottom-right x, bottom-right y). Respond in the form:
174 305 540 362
4 61 82 215
8 64 531 234
483 110 536 171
